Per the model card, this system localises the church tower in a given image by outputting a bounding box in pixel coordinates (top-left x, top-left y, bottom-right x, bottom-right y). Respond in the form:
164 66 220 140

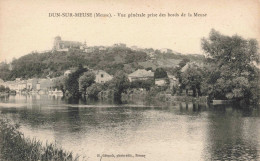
53 36 62 50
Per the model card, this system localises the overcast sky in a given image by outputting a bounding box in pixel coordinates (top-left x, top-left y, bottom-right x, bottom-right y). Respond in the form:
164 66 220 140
0 0 259 62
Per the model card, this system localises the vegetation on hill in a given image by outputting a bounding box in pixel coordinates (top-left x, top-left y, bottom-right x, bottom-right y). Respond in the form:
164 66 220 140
0 46 205 81
1 29 258 105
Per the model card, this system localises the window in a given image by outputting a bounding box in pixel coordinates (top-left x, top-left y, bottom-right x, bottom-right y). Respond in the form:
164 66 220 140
101 74 104 78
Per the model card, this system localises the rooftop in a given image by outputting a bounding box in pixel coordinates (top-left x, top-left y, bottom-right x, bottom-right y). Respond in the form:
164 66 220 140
128 69 154 78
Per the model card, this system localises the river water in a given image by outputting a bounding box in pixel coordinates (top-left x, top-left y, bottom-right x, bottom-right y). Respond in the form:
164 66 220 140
0 94 260 161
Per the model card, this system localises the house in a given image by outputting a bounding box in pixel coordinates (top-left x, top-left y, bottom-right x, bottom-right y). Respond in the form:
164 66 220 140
4 81 17 91
26 78 38 90
130 46 141 51
155 78 168 86
64 70 72 76
18 80 27 91
80 41 87 50
160 48 173 54
15 78 21 82
181 62 202 72
98 46 107 51
92 70 113 83
148 52 156 60
128 69 154 82
85 47 94 53
113 43 126 48
37 78 53 94
168 74 178 89
0 79 4 86
56 48 69 52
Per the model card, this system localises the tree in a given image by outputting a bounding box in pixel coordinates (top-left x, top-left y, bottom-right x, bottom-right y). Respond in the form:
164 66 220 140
86 83 102 98
0 85 5 92
178 58 190 68
154 68 168 79
181 65 203 97
108 71 130 101
130 79 154 91
53 76 68 95
79 71 96 95
65 65 87 98
201 29 260 103
0 62 11 81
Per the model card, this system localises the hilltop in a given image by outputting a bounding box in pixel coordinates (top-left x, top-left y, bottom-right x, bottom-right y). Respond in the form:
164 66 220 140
0 46 205 81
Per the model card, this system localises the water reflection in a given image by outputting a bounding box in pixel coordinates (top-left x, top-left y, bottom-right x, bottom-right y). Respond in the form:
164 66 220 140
0 94 259 161
205 106 260 160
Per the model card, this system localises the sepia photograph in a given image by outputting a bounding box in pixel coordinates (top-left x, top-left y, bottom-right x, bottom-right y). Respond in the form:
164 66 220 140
0 0 260 160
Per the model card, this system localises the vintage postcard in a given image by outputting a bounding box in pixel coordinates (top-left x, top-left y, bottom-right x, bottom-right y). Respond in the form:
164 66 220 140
0 0 259 161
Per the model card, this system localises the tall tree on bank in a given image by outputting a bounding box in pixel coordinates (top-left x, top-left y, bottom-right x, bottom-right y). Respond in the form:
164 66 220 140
201 29 260 104
108 71 130 102
65 64 87 98
181 65 203 97
79 71 96 95
53 76 68 95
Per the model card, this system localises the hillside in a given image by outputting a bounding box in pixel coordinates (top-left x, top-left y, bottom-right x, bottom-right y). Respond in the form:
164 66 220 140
0 47 205 81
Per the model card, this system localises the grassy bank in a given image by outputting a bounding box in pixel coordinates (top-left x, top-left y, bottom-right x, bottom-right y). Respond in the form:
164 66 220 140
0 118 79 161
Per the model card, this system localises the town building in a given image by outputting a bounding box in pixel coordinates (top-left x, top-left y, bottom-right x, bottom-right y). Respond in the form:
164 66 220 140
37 78 53 94
4 81 17 91
84 47 94 53
128 69 154 82
160 48 173 54
155 78 168 86
148 52 156 60
92 70 113 83
18 80 27 91
53 36 83 51
26 78 38 91
0 79 4 86
181 62 203 72
168 74 178 89
64 70 72 76
130 46 141 51
113 43 126 48
98 46 107 51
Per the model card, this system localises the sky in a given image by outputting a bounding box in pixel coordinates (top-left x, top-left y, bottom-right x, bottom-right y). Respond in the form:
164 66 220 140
0 0 259 62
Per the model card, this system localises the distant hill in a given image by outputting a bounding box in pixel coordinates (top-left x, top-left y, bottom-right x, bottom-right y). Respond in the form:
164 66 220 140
0 47 205 81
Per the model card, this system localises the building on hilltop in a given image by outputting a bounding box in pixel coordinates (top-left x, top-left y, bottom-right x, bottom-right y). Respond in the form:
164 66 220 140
113 43 126 48
53 36 85 51
160 48 173 54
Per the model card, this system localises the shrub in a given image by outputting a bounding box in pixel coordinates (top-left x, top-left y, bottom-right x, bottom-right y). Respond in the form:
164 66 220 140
0 118 80 161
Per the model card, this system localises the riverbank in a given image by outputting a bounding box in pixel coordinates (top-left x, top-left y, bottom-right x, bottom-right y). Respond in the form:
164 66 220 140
120 89 209 105
0 117 80 161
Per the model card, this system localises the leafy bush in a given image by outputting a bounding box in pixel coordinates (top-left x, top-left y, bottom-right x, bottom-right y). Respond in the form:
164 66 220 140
0 117 80 161
86 83 102 98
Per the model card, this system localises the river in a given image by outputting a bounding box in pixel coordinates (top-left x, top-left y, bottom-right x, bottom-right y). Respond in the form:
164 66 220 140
0 94 260 161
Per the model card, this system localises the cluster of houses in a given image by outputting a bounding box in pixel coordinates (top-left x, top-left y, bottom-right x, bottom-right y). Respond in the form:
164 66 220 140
0 36 187 95
0 78 54 94
0 68 178 95
128 69 178 89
